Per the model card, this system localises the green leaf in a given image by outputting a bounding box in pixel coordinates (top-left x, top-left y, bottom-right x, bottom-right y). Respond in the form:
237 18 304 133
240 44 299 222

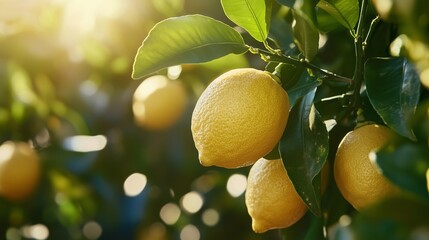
132 15 248 79
365 57 421 140
287 70 322 107
317 0 359 30
374 138 429 201
293 0 318 26
280 90 329 216
269 16 294 51
275 63 305 90
410 100 429 143
316 7 344 32
292 10 319 61
221 0 272 42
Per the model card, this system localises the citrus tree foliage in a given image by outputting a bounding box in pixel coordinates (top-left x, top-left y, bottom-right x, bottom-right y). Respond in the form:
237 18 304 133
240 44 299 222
133 0 429 238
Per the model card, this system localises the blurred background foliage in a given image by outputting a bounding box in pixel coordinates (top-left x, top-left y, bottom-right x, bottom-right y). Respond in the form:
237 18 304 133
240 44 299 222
0 0 428 240
0 0 262 239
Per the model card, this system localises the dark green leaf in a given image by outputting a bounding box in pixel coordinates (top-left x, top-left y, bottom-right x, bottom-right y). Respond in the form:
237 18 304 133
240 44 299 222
365 57 420 140
292 10 319 60
269 16 294 51
132 15 248 79
315 94 350 121
221 0 272 42
317 0 359 30
280 90 329 216
410 100 429 143
287 70 322 107
374 139 429 201
275 62 305 90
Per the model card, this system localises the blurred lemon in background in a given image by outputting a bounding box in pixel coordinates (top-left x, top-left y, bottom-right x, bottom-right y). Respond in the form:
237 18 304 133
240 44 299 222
0 141 41 201
133 75 188 130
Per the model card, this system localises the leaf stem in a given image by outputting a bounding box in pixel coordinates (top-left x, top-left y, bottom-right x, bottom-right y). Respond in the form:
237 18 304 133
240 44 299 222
252 46 353 85
363 16 380 49
351 0 369 108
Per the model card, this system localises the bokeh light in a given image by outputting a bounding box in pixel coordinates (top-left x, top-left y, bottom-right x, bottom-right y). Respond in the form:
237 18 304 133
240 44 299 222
180 224 200 240
21 224 49 240
180 191 204 214
123 173 148 197
82 221 103 240
62 135 107 152
226 174 247 198
167 65 182 80
159 203 181 225
201 208 220 227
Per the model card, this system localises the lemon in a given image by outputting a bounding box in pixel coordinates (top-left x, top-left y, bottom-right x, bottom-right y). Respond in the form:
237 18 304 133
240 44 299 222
133 75 188 130
0 141 41 201
245 158 308 233
191 68 290 168
334 124 400 210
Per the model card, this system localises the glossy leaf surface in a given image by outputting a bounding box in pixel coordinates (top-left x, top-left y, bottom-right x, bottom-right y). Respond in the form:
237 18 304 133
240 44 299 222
132 15 247 79
280 90 329 216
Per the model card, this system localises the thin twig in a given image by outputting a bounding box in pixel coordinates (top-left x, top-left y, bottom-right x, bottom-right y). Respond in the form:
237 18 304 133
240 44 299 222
252 47 353 85
363 16 381 50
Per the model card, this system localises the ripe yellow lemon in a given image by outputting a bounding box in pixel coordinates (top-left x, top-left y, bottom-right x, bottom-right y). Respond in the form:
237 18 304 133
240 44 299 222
245 158 308 233
133 75 188 130
334 124 400 210
0 141 41 201
191 68 290 168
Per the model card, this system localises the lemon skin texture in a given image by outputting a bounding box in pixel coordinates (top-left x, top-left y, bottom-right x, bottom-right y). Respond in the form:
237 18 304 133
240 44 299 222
191 68 290 168
245 158 308 233
334 124 401 211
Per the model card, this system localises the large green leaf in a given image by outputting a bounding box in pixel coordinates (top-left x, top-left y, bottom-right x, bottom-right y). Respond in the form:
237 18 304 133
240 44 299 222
365 57 421 140
374 138 429 201
292 9 319 61
280 90 329 216
221 0 272 42
317 0 359 30
132 15 248 79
